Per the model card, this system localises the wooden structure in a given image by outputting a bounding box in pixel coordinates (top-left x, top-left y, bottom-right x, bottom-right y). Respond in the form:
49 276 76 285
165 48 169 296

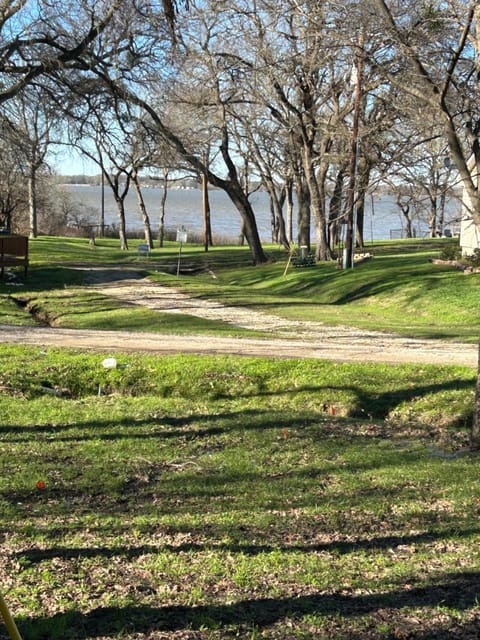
0 235 29 278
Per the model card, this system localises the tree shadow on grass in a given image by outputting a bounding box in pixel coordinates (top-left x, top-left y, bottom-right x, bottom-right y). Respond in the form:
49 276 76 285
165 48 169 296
0 459 415 519
327 377 474 423
14 526 480 565
0 408 322 442
219 377 475 422
1 371 476 445
16 570 480 639
0 399 471 521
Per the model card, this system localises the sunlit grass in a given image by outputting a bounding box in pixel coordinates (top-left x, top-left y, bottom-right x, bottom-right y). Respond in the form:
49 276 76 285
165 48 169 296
0 346 479 639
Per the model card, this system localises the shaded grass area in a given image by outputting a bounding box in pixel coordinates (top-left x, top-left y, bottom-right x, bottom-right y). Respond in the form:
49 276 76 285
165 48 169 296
1 347 480 639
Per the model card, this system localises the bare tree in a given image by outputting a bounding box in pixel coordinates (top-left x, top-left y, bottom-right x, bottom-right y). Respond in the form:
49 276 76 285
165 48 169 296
2 85 62 237
0 118 28 232
371 0 480 445
0 0 124 104
124 123 156 249
237 112 291 249
159 167 170 248
91 10 270 264
0 0 185 242
245 1 339 261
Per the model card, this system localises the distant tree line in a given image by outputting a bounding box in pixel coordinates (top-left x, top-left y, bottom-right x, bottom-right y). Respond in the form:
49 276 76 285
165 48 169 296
57 175 101 186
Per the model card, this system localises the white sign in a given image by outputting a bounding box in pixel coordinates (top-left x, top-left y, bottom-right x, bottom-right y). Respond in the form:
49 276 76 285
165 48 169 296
176 229 188 243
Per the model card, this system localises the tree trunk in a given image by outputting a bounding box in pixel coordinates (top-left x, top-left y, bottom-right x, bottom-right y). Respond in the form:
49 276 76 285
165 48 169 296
429 194 437 237
100 172 106 237
225 183 268 263
402 206 414 238
355 162 371 249
159 170 168 248
270 196 277 243
303 146 331 261
328 165 346 254
114 195 128 250
265 178 289 250
274 193 289 250
438 188 446 236
395 193 415 238
132 172 153 248
295 170 311 249
286 179 294 243
202 171 213 251
101 170 130 250
28 164 37 238
220 175 267 263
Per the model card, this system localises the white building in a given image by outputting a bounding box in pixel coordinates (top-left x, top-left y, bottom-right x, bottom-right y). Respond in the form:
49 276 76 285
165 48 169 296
460 162 480 255
460 215 480 255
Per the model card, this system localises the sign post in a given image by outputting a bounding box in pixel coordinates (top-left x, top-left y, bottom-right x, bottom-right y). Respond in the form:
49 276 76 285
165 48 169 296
0 592 23 640
176 226 188 277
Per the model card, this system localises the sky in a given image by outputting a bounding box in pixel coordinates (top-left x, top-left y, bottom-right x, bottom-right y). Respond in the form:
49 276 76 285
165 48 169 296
50 146 100 176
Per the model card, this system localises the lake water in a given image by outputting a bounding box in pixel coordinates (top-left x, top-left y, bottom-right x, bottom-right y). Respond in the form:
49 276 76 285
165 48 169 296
64 185 462 242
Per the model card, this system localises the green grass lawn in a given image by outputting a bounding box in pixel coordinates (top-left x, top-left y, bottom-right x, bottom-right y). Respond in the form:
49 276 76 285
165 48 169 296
1 347 479 639
1 237 480 639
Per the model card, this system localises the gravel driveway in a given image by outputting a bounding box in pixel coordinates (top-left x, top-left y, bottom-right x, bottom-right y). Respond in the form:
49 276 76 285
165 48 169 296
1 268 478 367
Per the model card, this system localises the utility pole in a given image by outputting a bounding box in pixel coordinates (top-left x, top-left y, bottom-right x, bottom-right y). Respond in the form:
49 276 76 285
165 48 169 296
344 33 364 269
100 170 105 237
202 148 213 252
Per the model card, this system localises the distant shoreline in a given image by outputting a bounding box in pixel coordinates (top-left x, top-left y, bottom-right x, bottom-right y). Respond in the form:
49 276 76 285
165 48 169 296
62 184 458 241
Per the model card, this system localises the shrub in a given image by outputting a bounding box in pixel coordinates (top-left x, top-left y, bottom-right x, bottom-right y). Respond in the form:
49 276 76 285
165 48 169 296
439 242 461 261
464 247 480 267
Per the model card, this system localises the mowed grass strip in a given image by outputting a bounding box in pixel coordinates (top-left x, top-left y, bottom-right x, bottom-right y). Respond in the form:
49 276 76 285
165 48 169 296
1 347 479 639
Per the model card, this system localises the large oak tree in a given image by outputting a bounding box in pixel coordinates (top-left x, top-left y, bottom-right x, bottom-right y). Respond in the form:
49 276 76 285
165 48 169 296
371 0 480 446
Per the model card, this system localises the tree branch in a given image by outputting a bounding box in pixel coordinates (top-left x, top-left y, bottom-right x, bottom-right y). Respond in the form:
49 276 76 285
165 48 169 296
0 0 123 104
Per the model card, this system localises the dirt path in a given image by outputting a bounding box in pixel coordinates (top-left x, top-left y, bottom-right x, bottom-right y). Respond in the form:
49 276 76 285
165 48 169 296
2 268 478 367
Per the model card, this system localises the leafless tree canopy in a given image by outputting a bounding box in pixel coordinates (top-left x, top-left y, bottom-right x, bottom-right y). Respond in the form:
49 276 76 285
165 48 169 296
2 0 480 440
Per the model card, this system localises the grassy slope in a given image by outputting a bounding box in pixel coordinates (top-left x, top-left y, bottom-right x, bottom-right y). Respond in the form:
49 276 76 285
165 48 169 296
159 239 480 341
1 236 479 339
